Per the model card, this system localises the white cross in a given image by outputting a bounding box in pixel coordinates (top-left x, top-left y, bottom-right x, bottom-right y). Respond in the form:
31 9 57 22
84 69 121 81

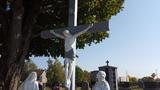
41 0 109 90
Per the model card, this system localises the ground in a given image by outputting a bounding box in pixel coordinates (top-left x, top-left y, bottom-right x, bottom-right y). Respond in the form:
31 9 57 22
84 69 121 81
45 87 143 90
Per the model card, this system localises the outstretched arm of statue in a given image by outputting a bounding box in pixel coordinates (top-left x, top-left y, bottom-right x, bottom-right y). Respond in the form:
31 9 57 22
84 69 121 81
75 23 93 36
50 30 65 39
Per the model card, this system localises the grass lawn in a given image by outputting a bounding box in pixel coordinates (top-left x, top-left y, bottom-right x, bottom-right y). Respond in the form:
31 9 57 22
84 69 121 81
44 87 52 90
45 87 82 90
45 87 143 90
132 88 143 90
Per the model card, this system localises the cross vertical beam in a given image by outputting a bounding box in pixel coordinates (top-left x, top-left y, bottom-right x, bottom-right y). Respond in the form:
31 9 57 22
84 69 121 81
68 0 78 27
68 0 78 90
40 1 109 90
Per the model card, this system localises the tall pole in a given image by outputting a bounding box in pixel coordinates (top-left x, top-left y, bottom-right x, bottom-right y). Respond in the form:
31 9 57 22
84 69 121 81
68 0 78 90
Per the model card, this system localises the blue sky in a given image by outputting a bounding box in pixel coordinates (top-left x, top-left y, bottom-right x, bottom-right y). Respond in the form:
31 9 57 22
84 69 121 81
32 0 160 78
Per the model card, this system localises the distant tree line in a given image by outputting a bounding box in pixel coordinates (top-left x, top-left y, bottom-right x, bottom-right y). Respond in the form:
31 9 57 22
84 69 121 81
119 73 160 89
21 58 91 89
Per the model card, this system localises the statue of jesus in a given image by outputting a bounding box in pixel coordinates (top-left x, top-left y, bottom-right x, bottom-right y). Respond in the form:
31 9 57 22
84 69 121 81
50 24 93 89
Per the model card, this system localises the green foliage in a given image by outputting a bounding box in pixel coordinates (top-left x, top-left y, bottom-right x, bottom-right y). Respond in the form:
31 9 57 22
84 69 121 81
128 76 139 88
46 59 65 85
0 0 124 89
140 73 158 82
46 60 91 86
141 76 154 82
76 66 84 84
76 66 90 85
77 0 124 49
83 70 91 82
128 76 138 83
21 60 38 81
78 0 124 23
29 0 124 58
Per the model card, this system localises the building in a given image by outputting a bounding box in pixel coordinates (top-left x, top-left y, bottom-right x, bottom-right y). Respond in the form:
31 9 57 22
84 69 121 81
119 76 129 82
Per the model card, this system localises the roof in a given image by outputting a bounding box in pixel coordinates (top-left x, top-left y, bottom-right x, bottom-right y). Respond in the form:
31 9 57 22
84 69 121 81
99 65 117 69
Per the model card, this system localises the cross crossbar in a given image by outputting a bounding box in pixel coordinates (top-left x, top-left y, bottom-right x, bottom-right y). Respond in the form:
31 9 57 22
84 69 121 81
41 21 109 39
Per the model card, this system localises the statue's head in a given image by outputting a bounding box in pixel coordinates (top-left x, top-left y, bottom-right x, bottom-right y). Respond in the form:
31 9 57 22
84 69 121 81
96 71 106 81
26 72 37 81
63 30 70 37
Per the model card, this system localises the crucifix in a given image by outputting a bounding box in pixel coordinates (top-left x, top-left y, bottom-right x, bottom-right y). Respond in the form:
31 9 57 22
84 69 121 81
41 0 109 90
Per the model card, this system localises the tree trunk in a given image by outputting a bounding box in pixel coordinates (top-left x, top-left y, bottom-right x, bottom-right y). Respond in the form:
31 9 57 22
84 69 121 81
0 0 37 89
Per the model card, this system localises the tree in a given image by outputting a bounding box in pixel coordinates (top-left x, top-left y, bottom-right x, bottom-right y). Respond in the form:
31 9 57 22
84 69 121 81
20 60 38 81
0 0 124 89
83 70 90 83
141 76 154 82
76 66 84 85
128 76 139 88
0 0 42 89
75 66 91 86
151 73 156 79
46 59 64 87
128 76 138 83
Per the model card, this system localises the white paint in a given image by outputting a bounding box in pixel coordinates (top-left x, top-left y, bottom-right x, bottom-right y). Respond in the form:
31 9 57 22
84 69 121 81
93 71 110 90
50 25 93 89
18 72 39 90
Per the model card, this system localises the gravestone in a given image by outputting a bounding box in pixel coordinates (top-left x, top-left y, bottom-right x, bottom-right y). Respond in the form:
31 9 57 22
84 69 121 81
90 71 99 89
98 61 118 90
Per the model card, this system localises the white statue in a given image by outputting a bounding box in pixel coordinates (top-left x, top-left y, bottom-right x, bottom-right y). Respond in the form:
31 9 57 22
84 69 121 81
18 72 39 90
50 24 93 89
93 71 110 90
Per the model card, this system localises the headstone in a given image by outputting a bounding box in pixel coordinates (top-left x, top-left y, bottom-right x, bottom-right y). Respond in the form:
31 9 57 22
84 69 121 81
99 61 118 90
81 81 89 90
90 71 99 89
